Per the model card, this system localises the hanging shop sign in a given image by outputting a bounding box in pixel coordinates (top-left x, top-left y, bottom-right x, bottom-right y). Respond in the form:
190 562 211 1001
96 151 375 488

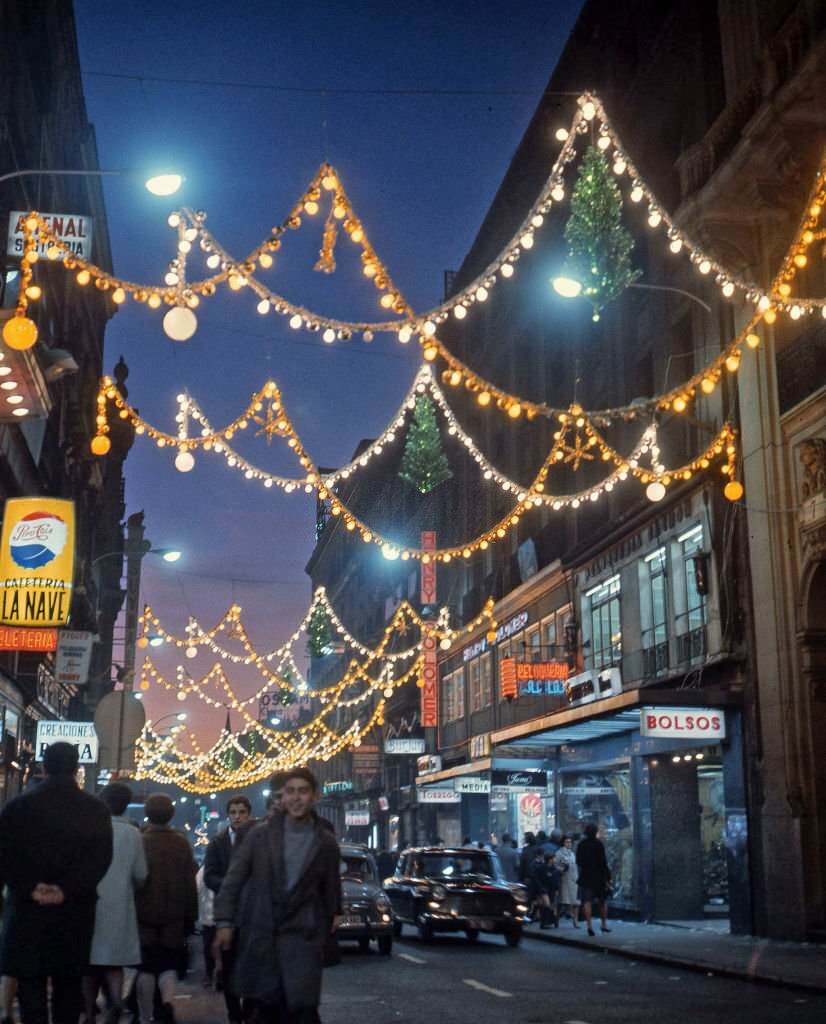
54 630 94 685
640 707 725 740
35 720 98 763
345 810 370 827
491 769 548 791
0 498 75 627
417 786 461 804
421 625 438 727
500 657 569 700
8 211 94 259
517 791 544 838
420 531 437 604
385 737 426 755
464 611 529 662
0 626 58 652
455 776 491 795
353 744 381 775
469 733 491 759
322 780 354 795
417 754 442 775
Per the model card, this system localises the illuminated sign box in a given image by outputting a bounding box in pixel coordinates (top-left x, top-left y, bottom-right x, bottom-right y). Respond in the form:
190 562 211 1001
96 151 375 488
0 498 75 627
640 707 725 740
0 626 57 651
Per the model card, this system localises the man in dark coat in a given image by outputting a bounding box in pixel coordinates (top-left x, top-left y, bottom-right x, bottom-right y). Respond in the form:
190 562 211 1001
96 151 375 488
214 767 341 1024
204 794 252 1024
0 742 113 1024
575 822 612 936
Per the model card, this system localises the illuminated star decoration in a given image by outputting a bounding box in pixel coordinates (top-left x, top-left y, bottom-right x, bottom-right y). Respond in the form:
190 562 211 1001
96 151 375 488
561 430 596 470
253 399 285 445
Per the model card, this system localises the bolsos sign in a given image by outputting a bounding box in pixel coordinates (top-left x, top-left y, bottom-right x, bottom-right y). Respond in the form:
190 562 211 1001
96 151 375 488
640 707 725 740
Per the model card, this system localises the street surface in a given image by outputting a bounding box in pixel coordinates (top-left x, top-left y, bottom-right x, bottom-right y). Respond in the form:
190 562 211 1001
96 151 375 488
175 930 826 1024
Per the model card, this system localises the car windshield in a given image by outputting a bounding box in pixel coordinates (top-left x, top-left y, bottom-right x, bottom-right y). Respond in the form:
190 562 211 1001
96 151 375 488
415 853 496 879
340 854 374 881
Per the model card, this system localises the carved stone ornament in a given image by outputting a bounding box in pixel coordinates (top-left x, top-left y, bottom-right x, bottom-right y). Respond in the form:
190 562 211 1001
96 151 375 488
800 437 826 501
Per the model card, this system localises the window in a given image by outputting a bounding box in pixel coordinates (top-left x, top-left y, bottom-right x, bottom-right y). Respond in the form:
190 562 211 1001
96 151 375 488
585 575 622 670
673 525 707 662
525 624 541 662
541 604 573 658
441 668 466 723
469 652 493 712
640 547 668 676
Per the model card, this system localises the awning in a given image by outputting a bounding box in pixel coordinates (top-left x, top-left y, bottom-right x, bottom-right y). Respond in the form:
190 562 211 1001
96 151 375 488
416 756 491 787
491 687 738 749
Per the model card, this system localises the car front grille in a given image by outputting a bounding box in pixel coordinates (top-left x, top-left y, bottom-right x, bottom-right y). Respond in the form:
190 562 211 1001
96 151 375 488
450 893 512 916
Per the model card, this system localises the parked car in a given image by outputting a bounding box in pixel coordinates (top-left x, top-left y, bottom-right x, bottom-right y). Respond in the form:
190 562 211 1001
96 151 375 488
336 844 394 955
384 846 529 946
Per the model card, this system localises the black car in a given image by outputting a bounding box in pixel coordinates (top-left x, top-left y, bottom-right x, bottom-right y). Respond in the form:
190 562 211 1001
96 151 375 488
336 844 394 955
383 847 529 946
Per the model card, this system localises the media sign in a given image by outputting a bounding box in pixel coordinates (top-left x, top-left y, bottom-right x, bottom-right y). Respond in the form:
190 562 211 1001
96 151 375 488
455 777 491 795
0 498 75 627
640 707 725 740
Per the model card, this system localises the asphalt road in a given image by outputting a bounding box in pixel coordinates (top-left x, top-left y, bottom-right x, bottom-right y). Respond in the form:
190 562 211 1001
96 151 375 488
175 930 826 1024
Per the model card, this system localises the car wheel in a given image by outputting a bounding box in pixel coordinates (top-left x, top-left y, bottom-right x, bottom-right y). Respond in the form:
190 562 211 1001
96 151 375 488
417 919 434 943
505 927 522 948
378 935 393 956
393 919 403 938
358 937 370 953
465 928 479 943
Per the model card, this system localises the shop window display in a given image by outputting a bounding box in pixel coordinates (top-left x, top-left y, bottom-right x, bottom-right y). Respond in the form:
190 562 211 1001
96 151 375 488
698 755 728 910
560 768 634 906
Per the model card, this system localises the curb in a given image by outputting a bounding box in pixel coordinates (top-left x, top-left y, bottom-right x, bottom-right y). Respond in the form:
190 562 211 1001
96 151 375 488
523 928 826 995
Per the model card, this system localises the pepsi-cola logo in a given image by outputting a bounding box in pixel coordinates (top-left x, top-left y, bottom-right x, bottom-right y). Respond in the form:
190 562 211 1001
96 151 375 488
9 511 68 569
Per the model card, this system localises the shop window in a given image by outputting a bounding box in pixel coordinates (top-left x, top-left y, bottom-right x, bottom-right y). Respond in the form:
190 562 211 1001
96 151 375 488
584 575 622 670
673 525 707 662
640 547 668 677
541 604 573 658
560 768 634 906
468 658 482 712
524 624 541 662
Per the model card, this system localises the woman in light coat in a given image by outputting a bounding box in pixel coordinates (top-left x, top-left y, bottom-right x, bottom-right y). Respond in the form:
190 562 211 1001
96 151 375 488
556 834 580 926
84 783 148 1023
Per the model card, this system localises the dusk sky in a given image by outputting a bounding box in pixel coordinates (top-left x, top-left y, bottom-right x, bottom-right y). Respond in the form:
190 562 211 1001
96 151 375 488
73 1 584 741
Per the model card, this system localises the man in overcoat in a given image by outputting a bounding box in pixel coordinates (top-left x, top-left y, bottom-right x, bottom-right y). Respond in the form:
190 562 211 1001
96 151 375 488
0 742 113 1024
214 767 341 1024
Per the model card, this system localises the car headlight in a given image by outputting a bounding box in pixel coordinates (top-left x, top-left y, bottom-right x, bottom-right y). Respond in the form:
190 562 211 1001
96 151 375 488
431 884 448 901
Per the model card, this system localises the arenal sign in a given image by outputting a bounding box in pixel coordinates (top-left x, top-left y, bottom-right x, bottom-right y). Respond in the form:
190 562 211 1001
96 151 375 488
640 707 725 740
7 211 94 259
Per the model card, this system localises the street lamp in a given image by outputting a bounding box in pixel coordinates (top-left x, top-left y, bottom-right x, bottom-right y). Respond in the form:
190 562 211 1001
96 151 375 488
551 275 712 313
0 168 184 195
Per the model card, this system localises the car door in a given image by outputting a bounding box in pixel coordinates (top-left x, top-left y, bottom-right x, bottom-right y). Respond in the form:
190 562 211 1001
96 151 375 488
386 853 417 922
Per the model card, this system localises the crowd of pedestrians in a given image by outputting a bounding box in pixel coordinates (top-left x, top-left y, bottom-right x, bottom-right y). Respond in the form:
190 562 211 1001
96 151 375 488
0 745 342 1024
513 825 612 936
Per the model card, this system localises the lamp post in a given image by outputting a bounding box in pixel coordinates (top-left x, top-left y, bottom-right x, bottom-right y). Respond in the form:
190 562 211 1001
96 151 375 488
0 168 184 196
551 276 712 314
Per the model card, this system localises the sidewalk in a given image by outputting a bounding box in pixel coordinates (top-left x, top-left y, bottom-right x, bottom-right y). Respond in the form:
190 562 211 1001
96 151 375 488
523 916 826 993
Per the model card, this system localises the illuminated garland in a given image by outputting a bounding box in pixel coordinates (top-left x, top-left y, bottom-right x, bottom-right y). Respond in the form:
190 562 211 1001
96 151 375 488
5 93 824 362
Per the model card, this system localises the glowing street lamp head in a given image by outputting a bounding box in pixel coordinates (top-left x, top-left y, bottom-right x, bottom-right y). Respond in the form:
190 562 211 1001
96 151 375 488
552 275 583 299
144 173 184 197
159 549 182 563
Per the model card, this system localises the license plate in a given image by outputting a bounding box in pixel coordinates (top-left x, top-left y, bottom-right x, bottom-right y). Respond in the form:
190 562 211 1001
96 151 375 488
465 918 494 930
342 915 363 926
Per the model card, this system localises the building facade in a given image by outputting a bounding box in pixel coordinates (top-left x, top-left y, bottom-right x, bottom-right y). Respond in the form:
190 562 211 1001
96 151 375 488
0 0 131 799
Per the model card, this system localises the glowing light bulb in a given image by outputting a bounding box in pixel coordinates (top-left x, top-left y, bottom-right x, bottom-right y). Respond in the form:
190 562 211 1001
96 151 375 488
453 304 467 319
698 259 712 274
175 450 195 472
669 238 682 254
167 213 181 228
630 185 644 203
746 333 760 349
700 377 716 394
520 232 534 249
722 282 735 297
646 481 666 502
476 286 488 302
90 435 111 456
581 100 596 120
257 300 271 315
289 314 302 329
398 326 412 343
186 645 197 659
163 306 197 342
323 328 336 343
177 239 191 254
550 185 565 202
613 158 626 175
647 210 661 228
206 253 221 269
76 269 91 286
554 128 569 142
422 320 436 337
500 263 514 278
2 316 38 351
724 480 744 502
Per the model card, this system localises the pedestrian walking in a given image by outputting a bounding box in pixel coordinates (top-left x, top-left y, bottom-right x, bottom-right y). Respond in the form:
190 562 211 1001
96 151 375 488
530 851 562 928
0 742 113 1024
575 822 612 936
195 865 216 989
135 794 198 1024
85 783 148 1024
555 835 579 927
497 834 520 883
204 795 253 1024
213 767 341 1024
518 832 537 883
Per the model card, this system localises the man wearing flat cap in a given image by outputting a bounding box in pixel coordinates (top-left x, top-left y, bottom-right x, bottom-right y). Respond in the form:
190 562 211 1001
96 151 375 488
214 767 341 1024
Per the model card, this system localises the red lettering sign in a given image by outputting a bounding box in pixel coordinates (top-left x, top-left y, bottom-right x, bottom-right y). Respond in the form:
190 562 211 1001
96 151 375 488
421 628 438 727
640 708 725 740
514 660 569 682
420 532 437 604
0 626 58 651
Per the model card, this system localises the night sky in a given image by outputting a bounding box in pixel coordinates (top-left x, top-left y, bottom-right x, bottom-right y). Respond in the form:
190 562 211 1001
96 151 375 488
73 0 583 742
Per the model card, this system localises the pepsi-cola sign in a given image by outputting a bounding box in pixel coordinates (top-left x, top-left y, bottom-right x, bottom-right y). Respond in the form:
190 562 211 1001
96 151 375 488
0 499 75 627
